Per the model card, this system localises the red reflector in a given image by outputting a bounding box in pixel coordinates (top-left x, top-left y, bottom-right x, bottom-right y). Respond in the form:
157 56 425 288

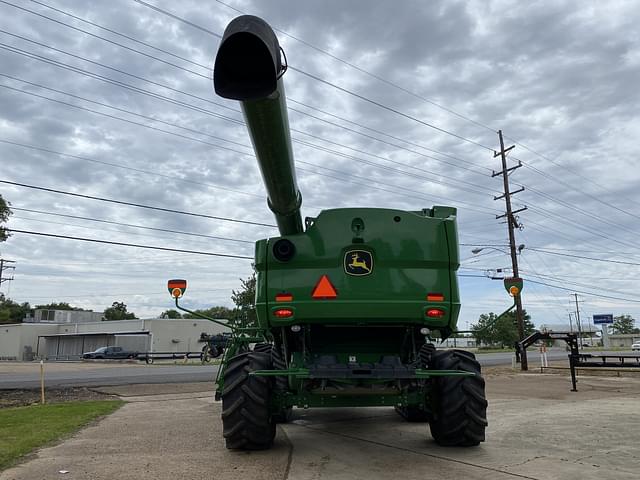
275 293 293 302
274 309 293 318
427 293 444 302
312 275 337 299
426 309 445 318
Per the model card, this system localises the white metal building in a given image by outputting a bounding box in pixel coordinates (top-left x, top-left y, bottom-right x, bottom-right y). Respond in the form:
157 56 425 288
0 317 226 361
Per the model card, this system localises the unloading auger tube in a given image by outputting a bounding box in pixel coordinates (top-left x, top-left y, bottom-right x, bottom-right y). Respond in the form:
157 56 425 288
214 15 303 236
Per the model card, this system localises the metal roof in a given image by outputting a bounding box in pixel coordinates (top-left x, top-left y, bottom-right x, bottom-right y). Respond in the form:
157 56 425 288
38 330 150 338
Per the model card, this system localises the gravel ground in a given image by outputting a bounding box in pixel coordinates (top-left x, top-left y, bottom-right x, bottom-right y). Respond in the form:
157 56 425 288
0 387 118 408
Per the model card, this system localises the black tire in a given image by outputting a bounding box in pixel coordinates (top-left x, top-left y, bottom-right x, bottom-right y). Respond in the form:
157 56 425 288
213 346 224 358
253 343 272 354
201 345 211 363
221 352 275 450
429 349 488 447
271 343 292 423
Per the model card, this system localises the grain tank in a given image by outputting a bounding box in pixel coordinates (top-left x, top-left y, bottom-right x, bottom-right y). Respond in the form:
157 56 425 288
211 15 487 450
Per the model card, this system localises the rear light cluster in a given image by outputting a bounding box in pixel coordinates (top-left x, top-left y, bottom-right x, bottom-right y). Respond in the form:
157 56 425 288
426 309 445 318
274 309 293 318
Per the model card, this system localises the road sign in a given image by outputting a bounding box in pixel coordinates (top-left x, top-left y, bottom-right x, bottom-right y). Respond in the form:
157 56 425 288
593 314 613 324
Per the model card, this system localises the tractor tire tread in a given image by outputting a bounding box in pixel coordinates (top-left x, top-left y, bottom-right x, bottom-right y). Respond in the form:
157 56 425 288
429 350 487 447
221 352 275 450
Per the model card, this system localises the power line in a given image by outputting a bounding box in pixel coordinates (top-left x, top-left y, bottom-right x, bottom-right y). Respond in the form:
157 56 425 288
210 0 640 217
0 138 265 201
16 1 638 227
523 184 640 237
0 31 243 122
0 83 254 157
287 99 492 175
17 5 491 186
30 0 212 71
8 4 637 241
132 0 223 38
11 207 254 244
0 73 253 152
524 278 640 304
458 266 640 305
0 180 276 228
0 84 499 215
128 0 495 152
0 55 499 204
0 0 210 79
526 247 640 267
5 229 253 259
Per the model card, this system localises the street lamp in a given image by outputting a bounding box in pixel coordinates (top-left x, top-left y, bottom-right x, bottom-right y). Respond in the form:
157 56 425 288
471 245 524 255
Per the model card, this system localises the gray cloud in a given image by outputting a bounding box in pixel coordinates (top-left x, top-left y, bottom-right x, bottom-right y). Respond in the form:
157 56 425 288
1 0 639 326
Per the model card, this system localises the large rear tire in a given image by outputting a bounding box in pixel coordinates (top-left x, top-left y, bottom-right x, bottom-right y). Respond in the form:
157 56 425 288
221 351 275 450
429 350 488 447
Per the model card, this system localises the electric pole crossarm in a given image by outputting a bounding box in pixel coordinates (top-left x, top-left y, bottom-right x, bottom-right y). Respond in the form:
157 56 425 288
493 145 515 157
494 186 525 201
496 206 527 220
491 161 521 177
0 258 16 289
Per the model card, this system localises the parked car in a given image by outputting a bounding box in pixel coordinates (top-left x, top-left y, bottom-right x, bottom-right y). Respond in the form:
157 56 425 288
82 346 138 359
631 342 640 351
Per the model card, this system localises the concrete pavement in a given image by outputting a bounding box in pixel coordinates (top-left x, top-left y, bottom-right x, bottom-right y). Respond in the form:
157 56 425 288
2 372 639 479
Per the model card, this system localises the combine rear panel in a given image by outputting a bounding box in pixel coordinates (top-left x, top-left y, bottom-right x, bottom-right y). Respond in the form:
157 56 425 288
172 13 489 451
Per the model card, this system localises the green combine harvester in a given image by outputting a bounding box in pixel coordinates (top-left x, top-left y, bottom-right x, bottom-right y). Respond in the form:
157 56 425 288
170 15 487 450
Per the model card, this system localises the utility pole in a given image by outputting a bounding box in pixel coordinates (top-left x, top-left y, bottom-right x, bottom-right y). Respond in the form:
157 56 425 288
568 312 574 333
0 258 16 290
573 293 583 348
493 130 528 370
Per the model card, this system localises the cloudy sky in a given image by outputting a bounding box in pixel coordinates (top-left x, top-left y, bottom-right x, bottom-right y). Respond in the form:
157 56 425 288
1 0 639 331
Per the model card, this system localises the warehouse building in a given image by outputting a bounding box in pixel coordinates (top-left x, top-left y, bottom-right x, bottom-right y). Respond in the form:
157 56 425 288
0 313 226 361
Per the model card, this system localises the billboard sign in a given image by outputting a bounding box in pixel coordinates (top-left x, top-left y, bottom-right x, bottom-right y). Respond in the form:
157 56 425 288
593 314 613 324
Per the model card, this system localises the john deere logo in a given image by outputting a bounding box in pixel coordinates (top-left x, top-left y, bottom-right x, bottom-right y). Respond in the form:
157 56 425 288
344 250 373 276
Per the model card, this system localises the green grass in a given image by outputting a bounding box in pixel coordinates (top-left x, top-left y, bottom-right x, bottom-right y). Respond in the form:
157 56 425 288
0 400 123 471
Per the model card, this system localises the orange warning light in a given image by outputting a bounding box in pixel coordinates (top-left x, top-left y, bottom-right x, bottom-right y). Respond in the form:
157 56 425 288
275 293 293 302
312 275 337 299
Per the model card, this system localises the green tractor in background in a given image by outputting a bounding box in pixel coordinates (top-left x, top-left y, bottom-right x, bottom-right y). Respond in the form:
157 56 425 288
171 15 487 450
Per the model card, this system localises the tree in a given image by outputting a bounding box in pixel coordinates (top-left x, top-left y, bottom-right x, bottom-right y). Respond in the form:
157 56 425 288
160 309 182 319
103 301 137 320
611 315 635 335
231 273 256 326
0 294 30 324
471 309 535 348
34 302 87 311
183 306 233 320
0 194 12 243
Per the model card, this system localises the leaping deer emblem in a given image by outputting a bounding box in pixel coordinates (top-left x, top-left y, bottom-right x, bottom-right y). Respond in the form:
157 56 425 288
349 253 371 273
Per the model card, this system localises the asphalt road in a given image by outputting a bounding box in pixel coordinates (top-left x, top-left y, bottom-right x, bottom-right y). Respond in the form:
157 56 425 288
0 364 220 389
0 349 635 389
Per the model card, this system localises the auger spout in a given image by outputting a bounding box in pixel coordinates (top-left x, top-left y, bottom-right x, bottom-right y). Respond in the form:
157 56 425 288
214 15 303 236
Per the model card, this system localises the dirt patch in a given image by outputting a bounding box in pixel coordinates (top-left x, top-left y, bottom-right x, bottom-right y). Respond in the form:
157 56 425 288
0 387 118 408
